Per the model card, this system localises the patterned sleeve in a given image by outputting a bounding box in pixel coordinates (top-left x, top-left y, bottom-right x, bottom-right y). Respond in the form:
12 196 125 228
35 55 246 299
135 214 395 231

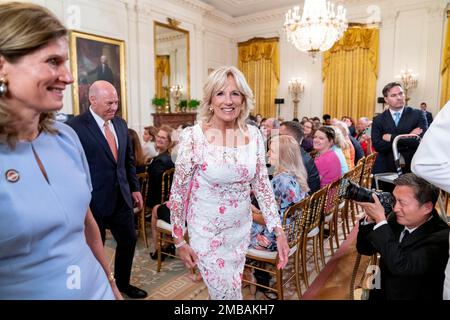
168 127 196 239
272 174 297 213
250 127 281 233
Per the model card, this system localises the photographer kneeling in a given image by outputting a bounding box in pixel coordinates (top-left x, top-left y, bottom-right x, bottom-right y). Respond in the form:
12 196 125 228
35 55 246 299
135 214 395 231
356 173 449 300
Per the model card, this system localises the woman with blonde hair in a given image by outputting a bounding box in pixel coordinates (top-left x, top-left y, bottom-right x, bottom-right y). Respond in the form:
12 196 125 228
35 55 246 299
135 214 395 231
330 125 349 175
249 135 309 252
0 2 120 299
333 121 355 170
168 66 288 299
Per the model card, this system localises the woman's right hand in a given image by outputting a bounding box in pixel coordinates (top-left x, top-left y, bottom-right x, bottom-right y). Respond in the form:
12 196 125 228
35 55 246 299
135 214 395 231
176 242 199 269
110 281 124 300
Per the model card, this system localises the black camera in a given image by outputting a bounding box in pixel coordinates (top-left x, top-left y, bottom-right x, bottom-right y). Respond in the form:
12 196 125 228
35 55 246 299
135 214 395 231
339 179 394 214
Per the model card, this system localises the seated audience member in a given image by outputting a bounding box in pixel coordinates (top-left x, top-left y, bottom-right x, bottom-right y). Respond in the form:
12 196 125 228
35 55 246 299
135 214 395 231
249 135 309 251
300 119 315 152
128 128 147 174
279 121 320 194
142 125 158 162
264 117 280 140
356 173 449 300
311 117 322 130
330 125 349 175
149 123 194 259
322 114 332 125
333 122 356 170
342 115 357 137
313 127 342 188
145 125 175 211
356 117 373 156
255 113 263 127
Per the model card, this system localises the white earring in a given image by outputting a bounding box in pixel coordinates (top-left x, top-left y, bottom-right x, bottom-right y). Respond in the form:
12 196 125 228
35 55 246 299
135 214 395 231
0 76 8 97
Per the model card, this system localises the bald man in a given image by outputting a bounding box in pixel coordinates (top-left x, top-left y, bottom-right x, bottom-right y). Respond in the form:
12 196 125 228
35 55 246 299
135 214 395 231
67 81 147 299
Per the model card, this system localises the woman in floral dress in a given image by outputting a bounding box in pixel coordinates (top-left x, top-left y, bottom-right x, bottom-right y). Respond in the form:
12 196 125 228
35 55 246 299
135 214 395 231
168 66 289 299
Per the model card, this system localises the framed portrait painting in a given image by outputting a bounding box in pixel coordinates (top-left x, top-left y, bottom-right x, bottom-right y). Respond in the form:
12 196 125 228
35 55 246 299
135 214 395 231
69 31 127 119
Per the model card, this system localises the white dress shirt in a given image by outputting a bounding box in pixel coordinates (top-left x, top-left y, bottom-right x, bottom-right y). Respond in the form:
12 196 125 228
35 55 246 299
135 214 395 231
89 106 119 149
389 107 404 124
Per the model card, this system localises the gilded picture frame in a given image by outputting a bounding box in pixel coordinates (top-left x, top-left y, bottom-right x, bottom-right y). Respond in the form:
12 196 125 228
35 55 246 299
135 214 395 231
69 31 127 119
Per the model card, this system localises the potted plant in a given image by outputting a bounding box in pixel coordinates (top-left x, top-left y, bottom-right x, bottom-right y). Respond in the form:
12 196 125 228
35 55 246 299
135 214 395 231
179 99 188 113
152 96 166 113
188 99 200 111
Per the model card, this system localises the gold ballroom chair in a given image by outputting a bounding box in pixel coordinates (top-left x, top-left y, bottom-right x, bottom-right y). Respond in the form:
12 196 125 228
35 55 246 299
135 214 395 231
155 168 186 272
359 152 378 189
243 197 310 299
134 172 149 247
299 186 328 288
319 179 342 261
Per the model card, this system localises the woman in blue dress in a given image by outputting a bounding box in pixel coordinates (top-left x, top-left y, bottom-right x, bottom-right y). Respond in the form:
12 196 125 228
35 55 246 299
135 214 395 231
0 3 120 299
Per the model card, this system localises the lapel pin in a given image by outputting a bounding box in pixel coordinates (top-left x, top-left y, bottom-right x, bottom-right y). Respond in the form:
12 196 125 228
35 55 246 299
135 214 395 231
5 169 20 183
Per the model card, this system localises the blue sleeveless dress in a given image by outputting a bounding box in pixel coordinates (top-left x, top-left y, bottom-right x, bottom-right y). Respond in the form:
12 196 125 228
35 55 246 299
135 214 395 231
0 121 114 299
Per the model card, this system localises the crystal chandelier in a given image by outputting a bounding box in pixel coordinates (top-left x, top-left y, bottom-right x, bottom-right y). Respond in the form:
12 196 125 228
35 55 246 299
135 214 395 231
284 0 348 61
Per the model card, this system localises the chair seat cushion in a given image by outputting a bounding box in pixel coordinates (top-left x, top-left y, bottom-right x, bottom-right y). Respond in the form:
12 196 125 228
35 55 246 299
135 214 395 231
246 245 297 260
324 213 334 223
156 219 172 231
157 219 187 235
307 226 320 238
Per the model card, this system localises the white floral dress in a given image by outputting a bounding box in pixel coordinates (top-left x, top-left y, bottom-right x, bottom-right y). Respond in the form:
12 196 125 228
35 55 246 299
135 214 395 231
168 123 280 299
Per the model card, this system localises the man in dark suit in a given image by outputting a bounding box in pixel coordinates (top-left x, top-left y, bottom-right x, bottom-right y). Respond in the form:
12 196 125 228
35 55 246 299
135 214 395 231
279 121 321 194
371 82 428 183
356 173 449 300
67 81 147 299
420 102 433 126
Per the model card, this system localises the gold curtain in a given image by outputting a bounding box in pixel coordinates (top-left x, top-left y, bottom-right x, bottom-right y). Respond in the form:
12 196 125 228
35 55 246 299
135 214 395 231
155 55 170 100
238 37 280 117
322 26 379 121
440 11 450 108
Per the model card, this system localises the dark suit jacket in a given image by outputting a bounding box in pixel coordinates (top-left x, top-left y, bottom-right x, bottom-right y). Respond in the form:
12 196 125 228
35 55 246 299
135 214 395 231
146 152 174 209
300 148 320 194
357 210 449 300
371 107 427 174
67 111 139 217
424 110 433 126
